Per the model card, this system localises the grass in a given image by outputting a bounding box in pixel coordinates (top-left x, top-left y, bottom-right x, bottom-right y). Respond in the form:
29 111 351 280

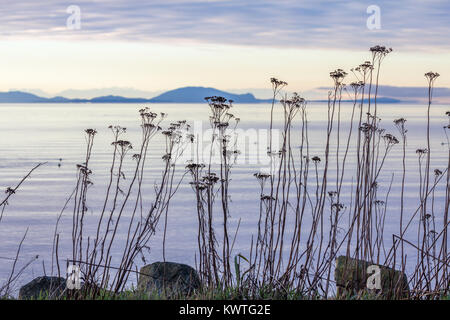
10 286 450 300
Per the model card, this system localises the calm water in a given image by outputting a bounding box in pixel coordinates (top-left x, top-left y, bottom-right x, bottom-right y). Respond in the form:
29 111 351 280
0 103 448 292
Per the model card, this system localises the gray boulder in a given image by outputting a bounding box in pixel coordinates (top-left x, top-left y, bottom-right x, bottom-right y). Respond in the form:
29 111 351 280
19 276 66 300
137 262 201 298
335 255 409 299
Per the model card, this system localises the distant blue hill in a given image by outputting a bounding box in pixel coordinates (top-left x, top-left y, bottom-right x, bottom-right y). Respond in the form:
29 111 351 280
90 95 151 103
0 88 403 104
0 91 89 103
148 86 273 103
0 91 49 103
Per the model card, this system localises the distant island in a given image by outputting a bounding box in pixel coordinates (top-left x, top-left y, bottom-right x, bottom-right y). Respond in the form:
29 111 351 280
0 87 273 104
0 86 402 104
311 97 403 104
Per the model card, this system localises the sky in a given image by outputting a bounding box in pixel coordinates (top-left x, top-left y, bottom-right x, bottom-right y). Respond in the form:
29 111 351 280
0 0 449 100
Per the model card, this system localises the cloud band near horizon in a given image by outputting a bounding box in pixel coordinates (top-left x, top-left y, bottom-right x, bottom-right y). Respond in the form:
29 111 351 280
1 0 449 50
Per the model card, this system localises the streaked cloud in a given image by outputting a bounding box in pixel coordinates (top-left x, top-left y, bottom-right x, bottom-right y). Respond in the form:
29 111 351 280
1 0 449 50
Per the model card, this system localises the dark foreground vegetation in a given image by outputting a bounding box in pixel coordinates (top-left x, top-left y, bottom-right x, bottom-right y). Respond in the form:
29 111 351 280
0 46 449 300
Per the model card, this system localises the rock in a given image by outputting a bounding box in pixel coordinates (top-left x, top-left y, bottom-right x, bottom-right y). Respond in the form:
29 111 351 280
137 262 201 298
19 276 66 300
335 256 409 298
